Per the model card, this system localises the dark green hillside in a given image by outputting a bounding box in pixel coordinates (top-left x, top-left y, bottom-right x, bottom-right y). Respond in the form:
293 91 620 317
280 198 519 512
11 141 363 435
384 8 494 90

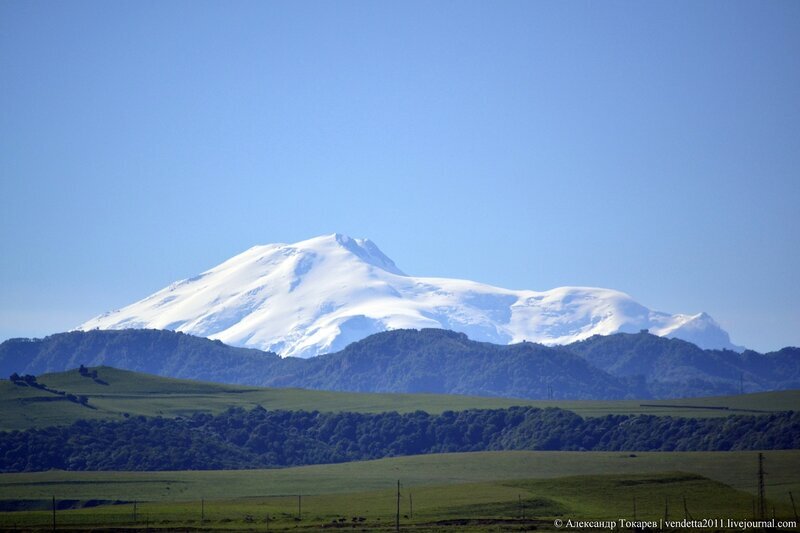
0 329 282 383
285 329 638 399
2 328 798 400
569 331 800 396
0 329 636 399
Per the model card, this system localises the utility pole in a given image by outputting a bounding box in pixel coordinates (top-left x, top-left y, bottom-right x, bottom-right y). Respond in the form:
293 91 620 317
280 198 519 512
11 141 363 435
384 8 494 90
789 492 798 522
298 495 302 520
396 480 401 532
758 453 766 520
133 500 137 523
52 496 56 532
683 496 691 520
409 492 413 519
201 498 204 523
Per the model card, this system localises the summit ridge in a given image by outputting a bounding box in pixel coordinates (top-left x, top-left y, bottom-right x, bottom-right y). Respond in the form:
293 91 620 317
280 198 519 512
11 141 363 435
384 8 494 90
77 234 740 357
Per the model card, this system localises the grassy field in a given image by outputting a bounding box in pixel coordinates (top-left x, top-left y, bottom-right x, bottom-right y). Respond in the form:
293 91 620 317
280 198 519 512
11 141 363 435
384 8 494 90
0 476 779 531
2 368 797 529
2 366 798 430
1 451 798 531
3 450 798 500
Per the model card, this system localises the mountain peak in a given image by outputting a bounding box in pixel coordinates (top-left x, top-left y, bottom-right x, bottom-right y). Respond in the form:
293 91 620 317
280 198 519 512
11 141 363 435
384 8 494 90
661 311 742 351
294 234 405 276
77 235 741 357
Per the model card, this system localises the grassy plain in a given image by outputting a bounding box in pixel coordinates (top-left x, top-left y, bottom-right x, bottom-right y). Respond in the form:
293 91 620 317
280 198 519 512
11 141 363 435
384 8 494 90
2 368 798 530
2 366 797 430
1 451 799 530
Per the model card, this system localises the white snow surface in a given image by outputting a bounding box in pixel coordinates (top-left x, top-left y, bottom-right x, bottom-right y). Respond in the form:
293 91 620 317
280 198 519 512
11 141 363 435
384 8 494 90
77 234 741 357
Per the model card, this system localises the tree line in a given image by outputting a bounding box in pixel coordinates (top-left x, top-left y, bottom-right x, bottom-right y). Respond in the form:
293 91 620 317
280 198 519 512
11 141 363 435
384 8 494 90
1 406 798 472
8 373 90 407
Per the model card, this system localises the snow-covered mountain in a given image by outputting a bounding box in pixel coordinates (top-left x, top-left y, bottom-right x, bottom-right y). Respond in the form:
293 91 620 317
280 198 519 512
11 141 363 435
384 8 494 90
77 234 741 357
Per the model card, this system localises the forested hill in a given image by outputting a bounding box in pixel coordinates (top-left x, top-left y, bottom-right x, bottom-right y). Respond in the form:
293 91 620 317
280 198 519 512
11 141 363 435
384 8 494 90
0 330 634 399
1 329 798 400
279 329 636 399
1 406 797 472
0 329 284 384
568 332 800 397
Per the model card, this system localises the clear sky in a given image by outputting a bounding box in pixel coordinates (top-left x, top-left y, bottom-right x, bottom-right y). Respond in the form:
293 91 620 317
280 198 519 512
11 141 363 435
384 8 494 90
1 1 798 352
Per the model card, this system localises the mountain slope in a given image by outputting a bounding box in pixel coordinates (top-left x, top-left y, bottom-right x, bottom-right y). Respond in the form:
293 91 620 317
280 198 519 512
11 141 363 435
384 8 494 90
0 329 282 384
269 329 639 399
2 329 797 399
1 329 634 399
569 332 800 397
77 234 740 356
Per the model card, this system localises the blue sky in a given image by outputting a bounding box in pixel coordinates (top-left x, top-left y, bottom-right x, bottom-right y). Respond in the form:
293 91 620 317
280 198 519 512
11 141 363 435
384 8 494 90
1 1 798 352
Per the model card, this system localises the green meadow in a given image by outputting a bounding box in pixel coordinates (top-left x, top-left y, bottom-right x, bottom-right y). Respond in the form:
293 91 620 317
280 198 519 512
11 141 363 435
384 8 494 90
1 450 798 531
2 366 797 431
2 368 798 530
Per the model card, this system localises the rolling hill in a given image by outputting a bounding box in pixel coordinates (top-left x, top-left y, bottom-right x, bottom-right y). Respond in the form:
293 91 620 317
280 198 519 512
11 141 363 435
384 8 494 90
2 328 798 400
1 366 797 431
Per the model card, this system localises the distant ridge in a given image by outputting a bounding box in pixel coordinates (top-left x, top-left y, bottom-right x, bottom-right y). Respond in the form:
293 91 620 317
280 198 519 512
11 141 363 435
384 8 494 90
2 329 797 399
76 234 741 357
0 329 279 384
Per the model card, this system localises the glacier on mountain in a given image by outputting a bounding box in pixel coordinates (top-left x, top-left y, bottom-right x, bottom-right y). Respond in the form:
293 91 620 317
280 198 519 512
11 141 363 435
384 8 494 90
77 234 741 357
